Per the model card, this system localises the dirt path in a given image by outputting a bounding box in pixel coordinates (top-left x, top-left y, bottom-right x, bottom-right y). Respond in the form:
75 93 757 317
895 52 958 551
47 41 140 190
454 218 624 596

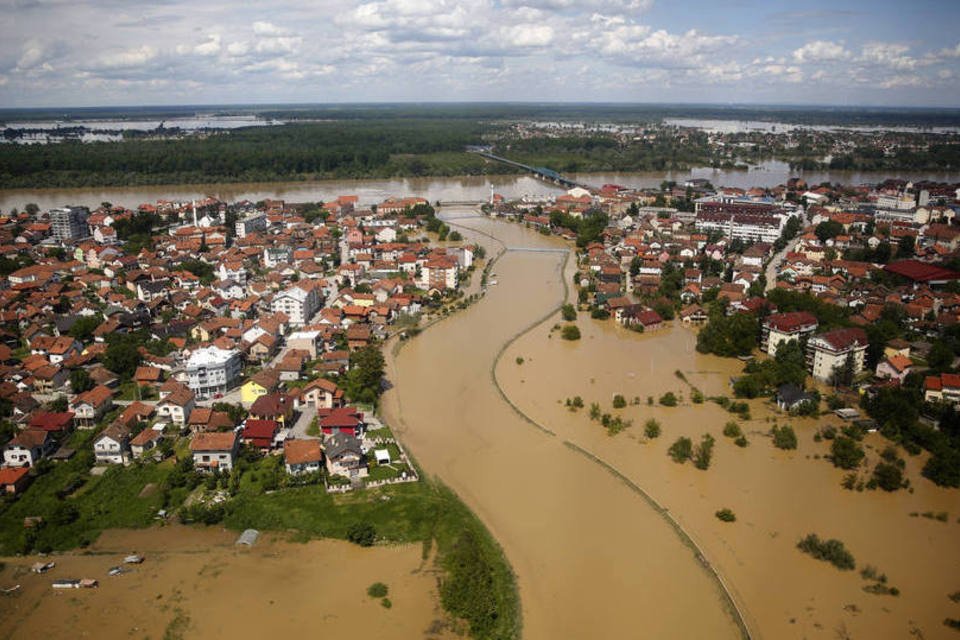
381 213 745 639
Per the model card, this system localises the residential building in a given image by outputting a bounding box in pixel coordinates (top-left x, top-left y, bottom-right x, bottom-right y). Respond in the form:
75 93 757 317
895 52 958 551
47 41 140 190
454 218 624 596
3 429 53 467
875 354 913 382
249 393 295 428
0 466 31 495
806 328 869 383
94 424 130 465
130 428 164 458
301 378 344 409
71 385 114 428
51 206 91 242
761 312 819 356
324 432 367 479
417 257 458 290
271 284 321 326
156 381 197 425
924 373 960 405
185 346 241 399
242 419 280 450
240 368 281 404
190 431 240 472
284 439 323 476
235 212 267 238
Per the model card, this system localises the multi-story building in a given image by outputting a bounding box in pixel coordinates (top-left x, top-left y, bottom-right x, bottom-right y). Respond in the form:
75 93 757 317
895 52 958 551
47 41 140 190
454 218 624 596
235 212 267 238
185 346 242 398
417 257 459 290
924 373 960 405
694 201 794 244
761 311 819 356
271 284 321 326
50 206 91 242
806 328 868 383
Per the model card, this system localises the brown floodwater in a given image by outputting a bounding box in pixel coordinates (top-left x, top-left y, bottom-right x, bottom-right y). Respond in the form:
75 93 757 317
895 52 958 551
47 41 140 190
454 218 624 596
3 164 954 212
381 211 744 639
496 315 960 639
0 525 454 639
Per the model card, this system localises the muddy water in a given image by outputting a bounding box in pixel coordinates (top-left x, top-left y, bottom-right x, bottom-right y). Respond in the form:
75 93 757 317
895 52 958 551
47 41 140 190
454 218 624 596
0 526 453 640
497 317 960 639
3 164 954 212
381 212 744 639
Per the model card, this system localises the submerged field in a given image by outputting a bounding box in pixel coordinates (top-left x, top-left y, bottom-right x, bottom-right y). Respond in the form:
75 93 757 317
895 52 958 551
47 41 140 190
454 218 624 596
497 318 960 639
0 526 456 640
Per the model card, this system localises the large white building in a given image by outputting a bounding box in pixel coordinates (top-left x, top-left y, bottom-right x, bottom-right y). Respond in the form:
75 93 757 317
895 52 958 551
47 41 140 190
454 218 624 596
417 257 459 290
186 346 242 398
806 328 868 383
761 311 819 356
271 284 322 326
51 206 90 242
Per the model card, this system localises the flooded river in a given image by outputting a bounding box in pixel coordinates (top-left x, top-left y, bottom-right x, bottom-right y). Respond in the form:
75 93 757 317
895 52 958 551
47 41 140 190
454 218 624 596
3 164 958 212
381 211 744 639
496 310 960 639
0 526 452 639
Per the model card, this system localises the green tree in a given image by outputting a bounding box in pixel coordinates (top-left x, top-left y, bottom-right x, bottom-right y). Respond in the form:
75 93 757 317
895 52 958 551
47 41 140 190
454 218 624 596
830 436 865 470
69 369 93 393
771 424 798 450
815 220 843 243
561 303 577 322
345 346 386 404
561 325 581 341
668 437 693 463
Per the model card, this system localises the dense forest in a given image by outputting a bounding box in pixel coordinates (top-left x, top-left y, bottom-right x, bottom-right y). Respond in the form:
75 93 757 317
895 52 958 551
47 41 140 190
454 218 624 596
2 103 960 188
0 119 497 188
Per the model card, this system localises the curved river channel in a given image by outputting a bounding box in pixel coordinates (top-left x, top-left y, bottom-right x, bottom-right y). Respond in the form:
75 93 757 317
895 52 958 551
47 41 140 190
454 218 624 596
380 209 746 639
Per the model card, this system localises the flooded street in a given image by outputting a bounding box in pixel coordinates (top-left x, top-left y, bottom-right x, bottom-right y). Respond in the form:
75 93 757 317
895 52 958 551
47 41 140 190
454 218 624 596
381 211 744 639
0 526 451 639
497 315 960 639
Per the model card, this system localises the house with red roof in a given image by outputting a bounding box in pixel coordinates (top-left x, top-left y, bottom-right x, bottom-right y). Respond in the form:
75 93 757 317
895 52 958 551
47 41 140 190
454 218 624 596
242 419 280 451
875 354 913 382
0 466 31 494
4 429 54 467
924 373 960 405
319 406 366 437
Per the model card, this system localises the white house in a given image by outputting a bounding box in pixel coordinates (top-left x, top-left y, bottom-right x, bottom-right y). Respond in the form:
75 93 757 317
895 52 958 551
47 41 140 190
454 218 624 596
157 382 197 425
191 431 239 472
283 439 323 475
185 347 241 399
94 424 130 465
3 429 53 467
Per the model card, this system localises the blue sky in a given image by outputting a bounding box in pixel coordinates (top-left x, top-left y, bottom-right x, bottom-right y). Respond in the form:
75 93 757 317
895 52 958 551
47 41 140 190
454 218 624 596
1 0 958 107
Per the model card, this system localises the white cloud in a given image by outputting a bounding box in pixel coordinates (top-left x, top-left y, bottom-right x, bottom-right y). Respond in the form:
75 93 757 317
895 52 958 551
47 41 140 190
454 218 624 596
93 45 157 69
792 40 849 64
859 42 918 70
499 24 554 48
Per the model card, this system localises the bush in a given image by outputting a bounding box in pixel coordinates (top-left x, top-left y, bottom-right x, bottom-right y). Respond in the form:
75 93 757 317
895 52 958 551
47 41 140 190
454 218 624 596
734 435 749 448
668 437 693 463
830 436 865 470
872 462 903 491
693 434 715 470
771 425 798 450
560 303 576 322
659 392 678 407
722 421 742 438
612 394 626 409
644 419 661 439
691 389 704 404
715 508 736 522
367 582 389 598
590 307 610 320
561 325 581 341
515 357 524 365
796 533 856 570
347 522 376 547
381 597 393 609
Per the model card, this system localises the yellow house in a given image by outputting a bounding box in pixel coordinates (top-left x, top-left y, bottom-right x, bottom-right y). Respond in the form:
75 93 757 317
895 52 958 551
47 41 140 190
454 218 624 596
240 368 280 404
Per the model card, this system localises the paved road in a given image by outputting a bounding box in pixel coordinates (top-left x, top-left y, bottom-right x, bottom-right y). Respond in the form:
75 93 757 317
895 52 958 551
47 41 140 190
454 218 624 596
764 235 800 293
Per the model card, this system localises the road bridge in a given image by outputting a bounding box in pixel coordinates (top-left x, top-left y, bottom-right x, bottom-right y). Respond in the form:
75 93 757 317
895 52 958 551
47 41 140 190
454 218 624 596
469 150 596 192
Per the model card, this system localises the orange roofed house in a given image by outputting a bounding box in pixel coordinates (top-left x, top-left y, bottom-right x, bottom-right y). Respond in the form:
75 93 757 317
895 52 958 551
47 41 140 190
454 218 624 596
190 431 239 472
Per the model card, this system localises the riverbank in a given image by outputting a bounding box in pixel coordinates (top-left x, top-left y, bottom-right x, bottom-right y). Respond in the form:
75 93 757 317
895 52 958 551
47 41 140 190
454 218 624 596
496 317 960 638
0 525 455 640
381 212 745 639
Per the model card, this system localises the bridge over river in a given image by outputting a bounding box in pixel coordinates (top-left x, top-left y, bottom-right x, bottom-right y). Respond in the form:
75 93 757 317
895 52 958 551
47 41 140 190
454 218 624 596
468 150 596 192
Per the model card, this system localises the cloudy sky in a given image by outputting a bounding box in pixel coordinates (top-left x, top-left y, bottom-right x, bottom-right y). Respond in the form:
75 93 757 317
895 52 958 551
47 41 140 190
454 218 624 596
2 0 959 108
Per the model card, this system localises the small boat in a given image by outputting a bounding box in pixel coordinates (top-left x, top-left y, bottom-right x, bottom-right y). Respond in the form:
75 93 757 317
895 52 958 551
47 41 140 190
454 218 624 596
123 554 144 564
31 561 55 574
489 280 498 285
1 584 20 595
107 567 123 576
79 579 98 589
